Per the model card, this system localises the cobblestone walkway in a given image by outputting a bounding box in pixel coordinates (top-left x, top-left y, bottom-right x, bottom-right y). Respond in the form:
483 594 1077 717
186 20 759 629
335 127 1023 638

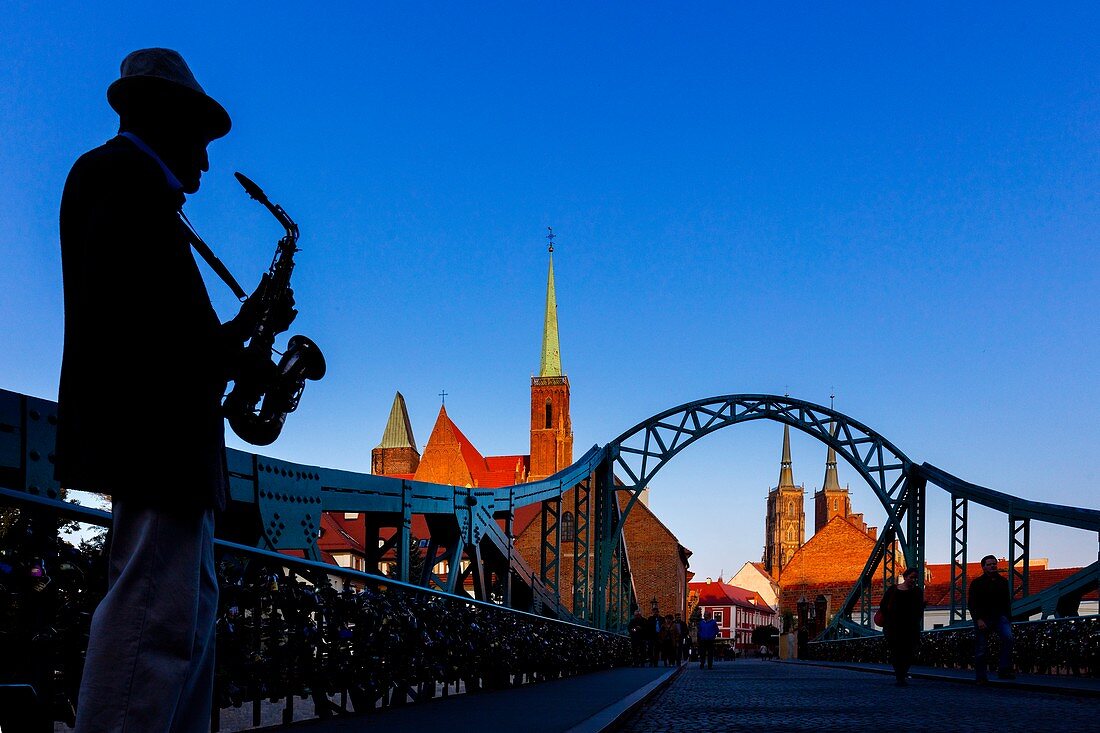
622 661 1098 732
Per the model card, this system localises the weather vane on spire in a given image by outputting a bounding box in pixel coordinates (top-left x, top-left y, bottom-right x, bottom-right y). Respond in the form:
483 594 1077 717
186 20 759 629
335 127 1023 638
546 226 555 253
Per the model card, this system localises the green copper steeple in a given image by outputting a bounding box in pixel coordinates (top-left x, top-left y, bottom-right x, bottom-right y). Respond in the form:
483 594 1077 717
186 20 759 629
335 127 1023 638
539 228 562 378
375 391 417 451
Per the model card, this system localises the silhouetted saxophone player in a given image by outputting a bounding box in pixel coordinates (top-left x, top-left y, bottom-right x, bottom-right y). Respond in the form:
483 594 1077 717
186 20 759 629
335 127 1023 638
56 48 318 732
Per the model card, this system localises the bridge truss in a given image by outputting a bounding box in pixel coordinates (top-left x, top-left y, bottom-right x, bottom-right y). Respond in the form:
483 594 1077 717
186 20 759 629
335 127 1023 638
2 388 1097 637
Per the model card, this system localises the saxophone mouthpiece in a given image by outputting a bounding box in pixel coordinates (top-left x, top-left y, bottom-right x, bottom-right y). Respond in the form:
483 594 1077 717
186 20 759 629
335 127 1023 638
235 171 266 202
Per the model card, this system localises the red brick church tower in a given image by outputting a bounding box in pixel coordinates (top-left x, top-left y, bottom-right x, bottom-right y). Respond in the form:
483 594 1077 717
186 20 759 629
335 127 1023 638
529 230 573 481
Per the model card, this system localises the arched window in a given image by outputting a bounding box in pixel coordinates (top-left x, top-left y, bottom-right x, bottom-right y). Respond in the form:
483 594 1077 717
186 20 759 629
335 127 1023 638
788 501 796 517
545 399 553 429
561 511 575 542
833 499 838 511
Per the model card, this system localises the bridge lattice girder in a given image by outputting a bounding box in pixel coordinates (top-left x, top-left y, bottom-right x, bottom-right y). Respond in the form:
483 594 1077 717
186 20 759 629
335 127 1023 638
2 388 1098 635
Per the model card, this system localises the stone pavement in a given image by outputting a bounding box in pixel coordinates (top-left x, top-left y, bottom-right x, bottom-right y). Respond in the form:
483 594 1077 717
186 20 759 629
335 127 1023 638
621 660 1098 732
273 665 678 733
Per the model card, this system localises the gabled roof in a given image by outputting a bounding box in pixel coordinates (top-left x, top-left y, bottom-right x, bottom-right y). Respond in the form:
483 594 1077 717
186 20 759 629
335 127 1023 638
779 514 880 585
616 492 693 564
412 405 530 489
689 578 777 614
318 512 366 554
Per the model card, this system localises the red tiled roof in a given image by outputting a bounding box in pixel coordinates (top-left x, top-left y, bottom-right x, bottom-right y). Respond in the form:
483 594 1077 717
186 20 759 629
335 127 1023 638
690 579 776 614
922 563 1098 607
416 407 529 489
318 512 365 553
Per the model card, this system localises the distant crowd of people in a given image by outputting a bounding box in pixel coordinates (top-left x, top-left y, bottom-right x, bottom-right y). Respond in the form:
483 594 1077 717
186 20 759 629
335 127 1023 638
628 608 691 667
626 606 758 670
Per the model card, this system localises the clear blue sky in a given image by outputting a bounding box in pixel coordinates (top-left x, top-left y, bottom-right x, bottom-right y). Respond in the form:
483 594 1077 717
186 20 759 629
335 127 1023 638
2 3 1098 577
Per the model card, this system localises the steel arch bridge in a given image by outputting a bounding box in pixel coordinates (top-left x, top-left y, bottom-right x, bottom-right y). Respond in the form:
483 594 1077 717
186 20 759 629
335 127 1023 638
1 388 1097 637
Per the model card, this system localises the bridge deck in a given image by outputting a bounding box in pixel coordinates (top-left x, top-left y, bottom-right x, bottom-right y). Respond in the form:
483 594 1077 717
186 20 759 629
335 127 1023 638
625 661 1098 732
235 660 1097 733
253 666 676 733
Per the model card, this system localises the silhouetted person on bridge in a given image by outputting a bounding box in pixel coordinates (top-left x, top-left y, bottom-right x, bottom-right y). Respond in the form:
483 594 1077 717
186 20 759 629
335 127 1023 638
628 609 647 666
968 554 1015 682
57 48 284 732
879 567 923 686
660 613 681 666
646 607 663 667
675 612 689 663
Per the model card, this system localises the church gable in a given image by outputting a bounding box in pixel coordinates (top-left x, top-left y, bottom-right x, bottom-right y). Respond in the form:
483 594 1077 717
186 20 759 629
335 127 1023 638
779 514 878 586
413 407 475 486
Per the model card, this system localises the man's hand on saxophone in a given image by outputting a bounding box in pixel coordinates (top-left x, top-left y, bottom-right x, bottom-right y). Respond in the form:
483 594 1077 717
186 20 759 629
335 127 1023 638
223 274 297 344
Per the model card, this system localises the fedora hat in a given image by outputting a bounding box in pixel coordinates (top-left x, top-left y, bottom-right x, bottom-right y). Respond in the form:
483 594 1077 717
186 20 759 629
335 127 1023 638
107 48 231 139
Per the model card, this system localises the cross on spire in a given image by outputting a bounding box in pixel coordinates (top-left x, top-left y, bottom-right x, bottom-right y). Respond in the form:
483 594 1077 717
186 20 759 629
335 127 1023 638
439 389 448 405
546 226 555 253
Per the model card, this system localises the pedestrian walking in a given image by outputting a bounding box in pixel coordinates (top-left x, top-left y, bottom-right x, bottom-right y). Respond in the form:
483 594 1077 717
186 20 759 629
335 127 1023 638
646 607 663 667
879 567 924 686
968 555 1015 682
628 610 647 666
697 611 719 669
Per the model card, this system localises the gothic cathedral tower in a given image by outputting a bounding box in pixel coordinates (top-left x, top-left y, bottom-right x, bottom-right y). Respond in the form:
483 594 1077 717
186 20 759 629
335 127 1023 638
764 425 805 577
529 232 573 482
814 433 851 532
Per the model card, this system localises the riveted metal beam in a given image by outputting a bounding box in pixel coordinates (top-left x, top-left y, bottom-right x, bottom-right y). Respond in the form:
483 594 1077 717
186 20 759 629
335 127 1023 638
1010 515 1030 608
572 475 591 621
539 492 561 610
950 495 968 624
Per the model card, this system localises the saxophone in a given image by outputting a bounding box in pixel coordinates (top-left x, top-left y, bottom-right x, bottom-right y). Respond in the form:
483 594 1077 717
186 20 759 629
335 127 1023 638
223 172 326 446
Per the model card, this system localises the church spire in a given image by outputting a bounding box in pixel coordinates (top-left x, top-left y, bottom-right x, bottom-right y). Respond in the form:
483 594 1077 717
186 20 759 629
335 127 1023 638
376 391 417 450
778 424 795 488
539 227 562 377
823 426 841 491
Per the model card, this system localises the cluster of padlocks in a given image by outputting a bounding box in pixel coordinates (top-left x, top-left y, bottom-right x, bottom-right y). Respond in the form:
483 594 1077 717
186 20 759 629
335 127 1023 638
214 553 632 713
0 517 631 724
805 617 1098 676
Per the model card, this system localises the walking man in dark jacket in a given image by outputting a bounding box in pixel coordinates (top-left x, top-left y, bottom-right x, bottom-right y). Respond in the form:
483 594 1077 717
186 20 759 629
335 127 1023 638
967 554 1015 682
57 49 280 732
697 611 720 669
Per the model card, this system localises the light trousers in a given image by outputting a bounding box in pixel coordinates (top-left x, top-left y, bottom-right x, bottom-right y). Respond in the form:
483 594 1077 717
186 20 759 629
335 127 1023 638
75 500 217 733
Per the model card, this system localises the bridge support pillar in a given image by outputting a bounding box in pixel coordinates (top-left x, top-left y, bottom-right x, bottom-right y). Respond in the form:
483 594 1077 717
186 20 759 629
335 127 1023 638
539 492 562 612
572 474 591 621
1010 515 1030 610
950 495 968 624
592 452 617 629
